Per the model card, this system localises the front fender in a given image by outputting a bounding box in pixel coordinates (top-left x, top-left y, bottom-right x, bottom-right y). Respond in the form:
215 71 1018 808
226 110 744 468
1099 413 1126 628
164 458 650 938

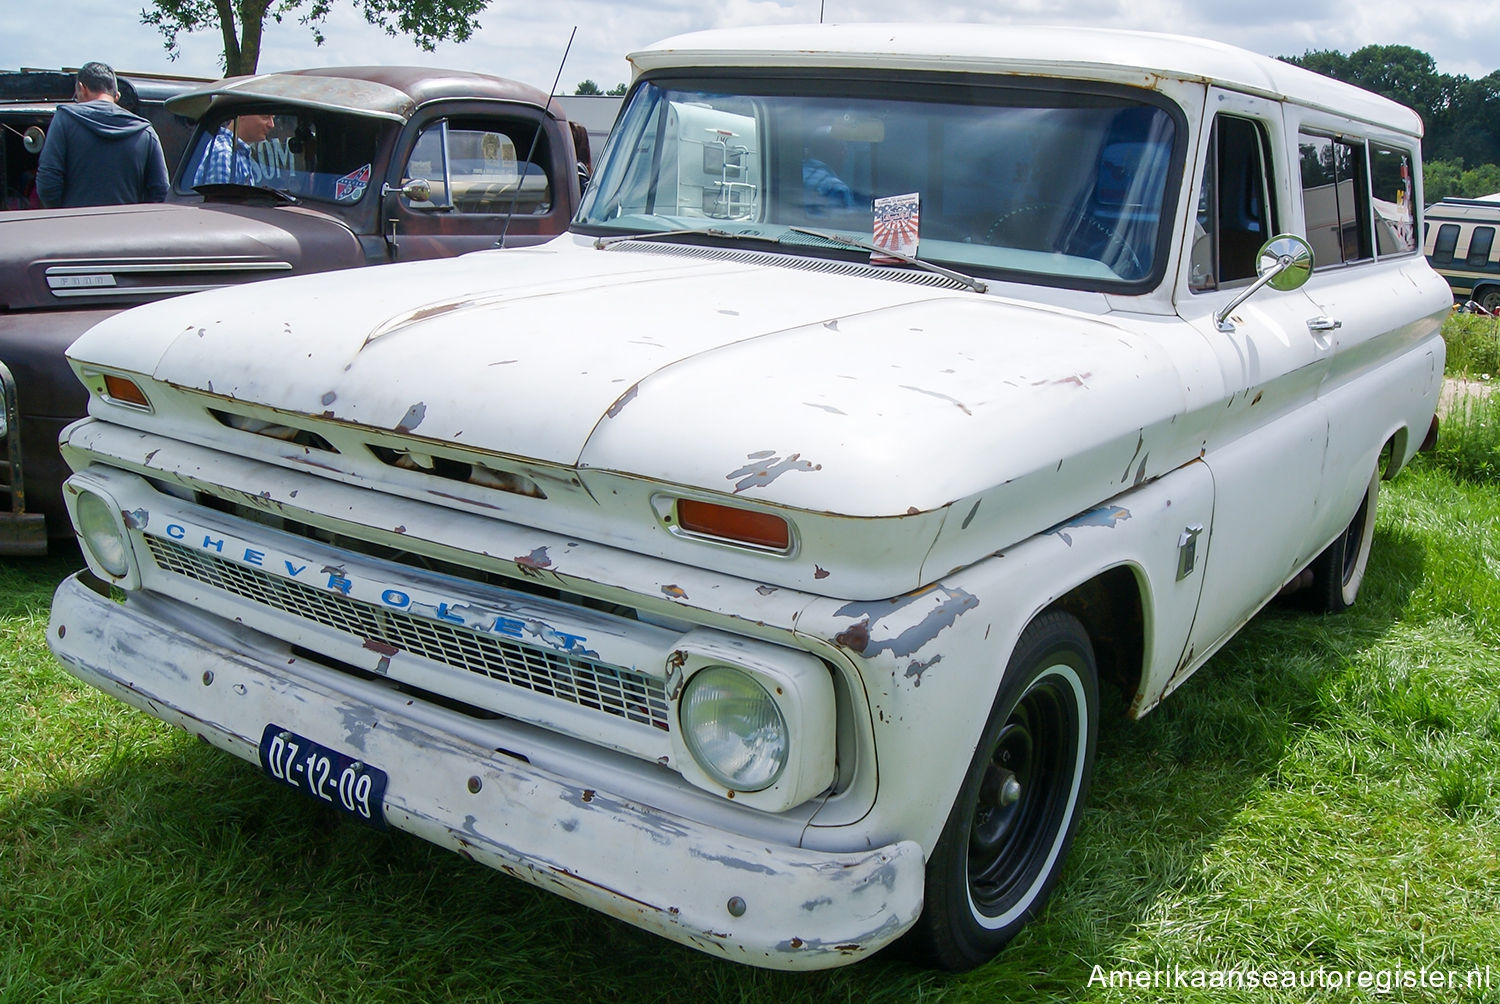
793 459 1216 855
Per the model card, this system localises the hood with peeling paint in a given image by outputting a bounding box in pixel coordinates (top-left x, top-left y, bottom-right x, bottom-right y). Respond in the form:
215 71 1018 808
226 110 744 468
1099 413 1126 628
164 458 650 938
70 235 1202 520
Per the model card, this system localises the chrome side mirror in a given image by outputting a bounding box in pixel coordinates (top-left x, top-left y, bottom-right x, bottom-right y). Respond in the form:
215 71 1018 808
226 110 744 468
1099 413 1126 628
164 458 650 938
1214 233 1315 332
2 123 47 154
381 178 432 203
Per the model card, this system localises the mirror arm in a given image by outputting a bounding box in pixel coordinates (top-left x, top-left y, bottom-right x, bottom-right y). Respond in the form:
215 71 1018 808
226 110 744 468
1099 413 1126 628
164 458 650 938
1214 260 1287 332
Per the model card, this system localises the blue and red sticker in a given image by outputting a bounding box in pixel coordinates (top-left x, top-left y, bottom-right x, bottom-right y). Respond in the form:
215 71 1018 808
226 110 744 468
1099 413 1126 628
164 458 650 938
335 164 372 202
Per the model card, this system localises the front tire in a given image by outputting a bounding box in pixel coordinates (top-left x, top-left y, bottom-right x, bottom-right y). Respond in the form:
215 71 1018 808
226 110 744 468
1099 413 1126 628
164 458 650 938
907 611 1099 971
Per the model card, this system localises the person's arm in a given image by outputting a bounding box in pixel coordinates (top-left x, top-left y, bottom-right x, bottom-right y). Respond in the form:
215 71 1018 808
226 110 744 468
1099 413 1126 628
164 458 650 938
35 116 68 207
143 129 169 202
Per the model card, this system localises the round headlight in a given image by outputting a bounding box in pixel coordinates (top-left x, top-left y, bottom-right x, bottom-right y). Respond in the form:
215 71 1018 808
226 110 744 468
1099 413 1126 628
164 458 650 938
679 666 789 791
75 491 128 577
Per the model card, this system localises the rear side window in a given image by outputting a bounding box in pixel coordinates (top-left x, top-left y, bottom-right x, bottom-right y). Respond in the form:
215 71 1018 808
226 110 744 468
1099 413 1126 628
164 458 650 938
1431 224 1459 265
1299 133 1371 266
1299 133 1419 269
1467 226 1495 267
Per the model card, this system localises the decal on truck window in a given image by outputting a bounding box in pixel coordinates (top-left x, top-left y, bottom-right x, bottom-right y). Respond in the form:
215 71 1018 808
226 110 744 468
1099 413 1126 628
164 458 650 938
335 164 372 202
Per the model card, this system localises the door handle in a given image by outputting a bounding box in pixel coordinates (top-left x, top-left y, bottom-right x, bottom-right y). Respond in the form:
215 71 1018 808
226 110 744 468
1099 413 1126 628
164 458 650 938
1307 316 1342 332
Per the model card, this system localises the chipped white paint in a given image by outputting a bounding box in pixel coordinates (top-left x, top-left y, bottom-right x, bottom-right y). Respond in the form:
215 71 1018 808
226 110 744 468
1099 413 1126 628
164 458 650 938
51 26 1449 969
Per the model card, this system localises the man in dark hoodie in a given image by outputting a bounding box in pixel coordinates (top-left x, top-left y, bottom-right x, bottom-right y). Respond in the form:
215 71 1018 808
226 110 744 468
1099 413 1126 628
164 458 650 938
36 61 170 208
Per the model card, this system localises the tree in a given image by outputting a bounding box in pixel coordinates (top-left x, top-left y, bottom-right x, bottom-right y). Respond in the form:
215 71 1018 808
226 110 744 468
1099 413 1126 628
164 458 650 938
606 83 626 96
574 79 602 96
141 0 491 77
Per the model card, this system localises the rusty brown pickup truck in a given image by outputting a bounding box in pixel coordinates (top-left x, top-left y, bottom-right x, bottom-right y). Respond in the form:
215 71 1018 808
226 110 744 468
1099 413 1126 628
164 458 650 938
0 66 587 553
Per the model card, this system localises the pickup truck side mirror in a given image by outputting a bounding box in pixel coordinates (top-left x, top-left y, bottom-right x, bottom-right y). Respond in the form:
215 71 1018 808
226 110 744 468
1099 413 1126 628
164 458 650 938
381 178 433 203
1214 233 1315 332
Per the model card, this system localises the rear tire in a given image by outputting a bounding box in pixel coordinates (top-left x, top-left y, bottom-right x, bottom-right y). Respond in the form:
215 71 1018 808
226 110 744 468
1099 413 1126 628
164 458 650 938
1478 286 1500 313
906 611 1098 971
1300 468 1379 613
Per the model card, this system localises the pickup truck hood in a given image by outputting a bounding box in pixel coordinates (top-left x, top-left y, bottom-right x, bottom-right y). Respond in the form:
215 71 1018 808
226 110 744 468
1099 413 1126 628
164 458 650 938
0 202 365 311
71 238 1195 516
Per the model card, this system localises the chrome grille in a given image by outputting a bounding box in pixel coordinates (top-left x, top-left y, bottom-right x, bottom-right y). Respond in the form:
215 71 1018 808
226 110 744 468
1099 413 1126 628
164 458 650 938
145 535 669 730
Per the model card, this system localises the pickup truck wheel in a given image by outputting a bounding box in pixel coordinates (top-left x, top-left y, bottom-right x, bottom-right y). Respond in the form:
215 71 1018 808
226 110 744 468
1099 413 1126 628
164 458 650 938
907 611 1098 971
1478 287 1500 313
1301 468 1379 613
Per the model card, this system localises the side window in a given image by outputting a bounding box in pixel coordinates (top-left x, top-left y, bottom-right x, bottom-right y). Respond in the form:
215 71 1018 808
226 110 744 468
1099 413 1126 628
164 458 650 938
400 118 553 216
1466 226 1495 267
1299 133 1372 267
1190 115 1276 292
1431 224 1459 266
1369 144 1417 255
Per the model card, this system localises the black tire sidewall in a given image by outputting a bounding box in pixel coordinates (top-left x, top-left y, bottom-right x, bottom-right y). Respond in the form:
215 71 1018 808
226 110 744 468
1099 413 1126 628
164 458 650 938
913 610 1100 970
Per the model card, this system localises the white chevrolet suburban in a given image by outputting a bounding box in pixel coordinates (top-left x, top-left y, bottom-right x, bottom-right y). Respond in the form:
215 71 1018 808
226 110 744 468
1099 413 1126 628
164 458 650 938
47 25 1449 971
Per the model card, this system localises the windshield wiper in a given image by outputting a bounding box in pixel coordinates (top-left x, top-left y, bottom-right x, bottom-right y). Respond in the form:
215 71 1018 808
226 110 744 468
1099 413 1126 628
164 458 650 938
787 226 988 294
592 227 782 250
192 182 298 206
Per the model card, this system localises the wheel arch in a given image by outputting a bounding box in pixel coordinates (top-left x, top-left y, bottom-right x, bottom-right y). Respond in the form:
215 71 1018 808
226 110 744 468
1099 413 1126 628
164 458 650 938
1045 564 1146 718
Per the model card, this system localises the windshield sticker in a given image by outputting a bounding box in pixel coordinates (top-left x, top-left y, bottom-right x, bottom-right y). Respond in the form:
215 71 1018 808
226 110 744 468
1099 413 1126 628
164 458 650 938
872 192 920 264
335 164 372 202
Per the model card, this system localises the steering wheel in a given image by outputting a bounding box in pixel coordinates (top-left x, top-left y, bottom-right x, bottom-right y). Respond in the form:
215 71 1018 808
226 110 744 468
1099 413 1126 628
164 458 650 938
983 202 1143 279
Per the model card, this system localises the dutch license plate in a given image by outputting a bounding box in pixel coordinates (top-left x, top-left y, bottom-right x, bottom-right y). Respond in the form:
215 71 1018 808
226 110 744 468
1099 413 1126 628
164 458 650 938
258 724 388 828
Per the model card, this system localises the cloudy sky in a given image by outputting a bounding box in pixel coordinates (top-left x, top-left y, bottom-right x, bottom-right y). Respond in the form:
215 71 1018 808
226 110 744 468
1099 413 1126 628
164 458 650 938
5 0 1498 96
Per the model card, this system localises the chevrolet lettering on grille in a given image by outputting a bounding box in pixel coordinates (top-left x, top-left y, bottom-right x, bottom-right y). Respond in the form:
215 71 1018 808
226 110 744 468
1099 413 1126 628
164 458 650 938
159 519 591 654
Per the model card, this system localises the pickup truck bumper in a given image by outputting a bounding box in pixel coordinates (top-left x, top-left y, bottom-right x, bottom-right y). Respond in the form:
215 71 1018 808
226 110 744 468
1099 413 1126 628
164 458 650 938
48 572 925 970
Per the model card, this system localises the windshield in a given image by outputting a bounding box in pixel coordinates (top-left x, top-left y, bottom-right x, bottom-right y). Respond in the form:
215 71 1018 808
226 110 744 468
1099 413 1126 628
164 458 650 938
178 107 387 204
577 75 1183 289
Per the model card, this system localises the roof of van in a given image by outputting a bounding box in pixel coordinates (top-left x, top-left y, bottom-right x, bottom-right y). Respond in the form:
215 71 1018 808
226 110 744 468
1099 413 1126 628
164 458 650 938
630 24 1423 136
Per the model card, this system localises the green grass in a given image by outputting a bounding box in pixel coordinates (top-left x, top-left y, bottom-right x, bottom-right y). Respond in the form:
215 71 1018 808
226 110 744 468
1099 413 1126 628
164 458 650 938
1442 310 1500 380
1436 310 1500 484
5 382 1500 1000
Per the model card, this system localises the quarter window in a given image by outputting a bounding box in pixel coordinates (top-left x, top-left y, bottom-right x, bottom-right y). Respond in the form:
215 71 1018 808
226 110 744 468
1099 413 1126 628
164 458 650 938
1369 145 1417 255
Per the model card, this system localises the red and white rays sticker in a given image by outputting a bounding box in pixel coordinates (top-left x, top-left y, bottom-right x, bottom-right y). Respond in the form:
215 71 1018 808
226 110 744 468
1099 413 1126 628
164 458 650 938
872 192 920 264
334 164 372 202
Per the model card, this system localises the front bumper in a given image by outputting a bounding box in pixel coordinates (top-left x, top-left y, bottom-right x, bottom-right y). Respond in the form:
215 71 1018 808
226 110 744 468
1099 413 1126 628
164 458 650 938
48 572 925 970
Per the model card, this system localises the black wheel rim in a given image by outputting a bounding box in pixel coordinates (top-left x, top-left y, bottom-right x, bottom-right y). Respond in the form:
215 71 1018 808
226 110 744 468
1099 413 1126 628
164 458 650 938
967 671 1079 915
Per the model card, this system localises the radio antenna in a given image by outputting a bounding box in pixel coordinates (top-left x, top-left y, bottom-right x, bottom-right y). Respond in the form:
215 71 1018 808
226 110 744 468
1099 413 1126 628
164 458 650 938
498 26 577 249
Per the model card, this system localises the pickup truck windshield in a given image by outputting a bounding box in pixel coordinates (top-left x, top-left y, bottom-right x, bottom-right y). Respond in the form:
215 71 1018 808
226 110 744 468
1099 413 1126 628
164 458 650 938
577 75 1182 289
178 108 386 204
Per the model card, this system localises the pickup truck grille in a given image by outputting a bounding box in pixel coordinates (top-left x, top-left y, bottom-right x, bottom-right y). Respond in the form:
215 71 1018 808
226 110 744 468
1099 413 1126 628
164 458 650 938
144 535 670 731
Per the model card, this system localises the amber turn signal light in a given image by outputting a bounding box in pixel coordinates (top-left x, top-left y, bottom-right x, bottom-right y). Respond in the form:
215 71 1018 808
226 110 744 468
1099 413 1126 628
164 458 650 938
676 499 791 551
102 374 151 409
